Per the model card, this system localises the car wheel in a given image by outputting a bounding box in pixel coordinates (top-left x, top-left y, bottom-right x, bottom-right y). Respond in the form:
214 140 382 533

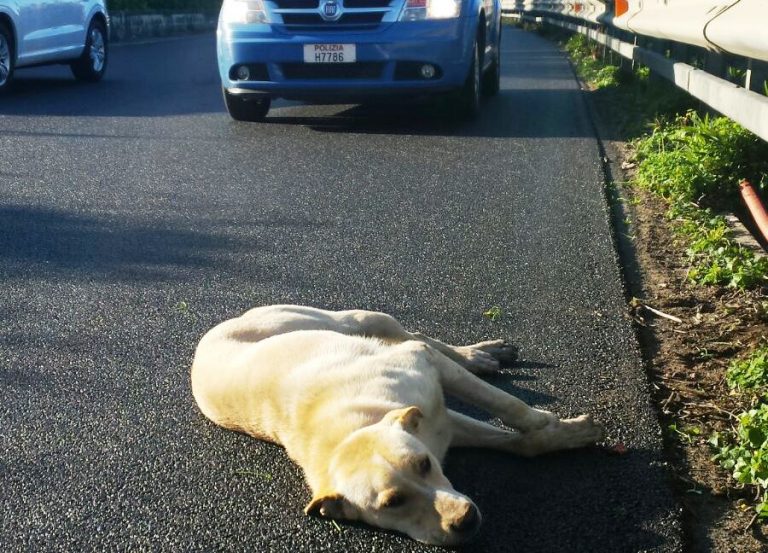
71 19 108 82
0 22 14 93
482 29 501 96
457 40 481 118
223 88 271 122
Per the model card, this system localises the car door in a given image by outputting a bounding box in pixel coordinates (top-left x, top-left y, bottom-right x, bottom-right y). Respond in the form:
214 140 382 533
49 0 86 57
17 0 83 64
16 0 49 64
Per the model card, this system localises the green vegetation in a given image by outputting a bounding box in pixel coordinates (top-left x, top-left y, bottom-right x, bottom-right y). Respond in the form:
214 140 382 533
564 34 768 290
564 34 621 89
668 422 702 444
727 346 768 393
673 203 768 288
711 405 768 520
634 112 768 209
108 0 221 12
482 306 503 322
633 112 768 289
715 347 768 519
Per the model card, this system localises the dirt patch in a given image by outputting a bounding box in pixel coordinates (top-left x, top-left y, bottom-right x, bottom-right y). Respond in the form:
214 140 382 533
598 127 768 551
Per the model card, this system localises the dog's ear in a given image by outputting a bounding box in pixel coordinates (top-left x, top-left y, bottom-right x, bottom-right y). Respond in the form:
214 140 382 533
384 406 423 433
304 493 351 519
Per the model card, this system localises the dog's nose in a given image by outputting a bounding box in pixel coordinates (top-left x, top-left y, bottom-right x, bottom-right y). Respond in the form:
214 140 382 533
450 503 480 534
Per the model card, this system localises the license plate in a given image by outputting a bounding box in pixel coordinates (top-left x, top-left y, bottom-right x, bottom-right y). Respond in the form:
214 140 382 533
303 44 356 63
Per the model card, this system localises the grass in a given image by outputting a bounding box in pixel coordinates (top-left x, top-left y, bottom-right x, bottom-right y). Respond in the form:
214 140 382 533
558 30 768 290
633 111 768 210
727 346 768 393
711 404 768 520
483 306 503 321
713 348 768 522
633 112 768 289
564 34 622 89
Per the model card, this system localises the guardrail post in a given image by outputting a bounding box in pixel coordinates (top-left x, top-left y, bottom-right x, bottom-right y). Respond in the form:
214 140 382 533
746 59 768 96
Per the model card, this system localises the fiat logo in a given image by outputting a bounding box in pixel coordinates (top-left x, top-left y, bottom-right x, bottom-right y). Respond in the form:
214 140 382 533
321 0 340 19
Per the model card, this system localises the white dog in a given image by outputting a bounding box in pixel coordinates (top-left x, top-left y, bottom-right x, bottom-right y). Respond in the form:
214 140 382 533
191 305 604 545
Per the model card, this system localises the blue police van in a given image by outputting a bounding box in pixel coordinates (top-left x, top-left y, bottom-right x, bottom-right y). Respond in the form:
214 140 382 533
216 0 501 121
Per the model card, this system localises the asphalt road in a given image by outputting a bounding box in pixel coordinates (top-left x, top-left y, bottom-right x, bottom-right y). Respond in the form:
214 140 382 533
1 29 682 551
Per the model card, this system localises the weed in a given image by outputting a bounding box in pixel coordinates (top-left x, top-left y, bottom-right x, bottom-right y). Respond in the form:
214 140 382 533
483 306 503 322
711 404 768 519
671 203 768 289
669 423 702 444
727 66 747 84
174 300 198 321
726 346 768 392
235 469 273 481
632 111 768 289
564 34 621 89
634 111 768 208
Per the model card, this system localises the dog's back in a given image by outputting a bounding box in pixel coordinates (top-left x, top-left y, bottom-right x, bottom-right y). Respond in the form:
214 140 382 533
190 306 446 454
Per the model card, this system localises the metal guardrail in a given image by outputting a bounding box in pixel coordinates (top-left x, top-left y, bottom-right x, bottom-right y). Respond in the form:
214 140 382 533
502 0 768 142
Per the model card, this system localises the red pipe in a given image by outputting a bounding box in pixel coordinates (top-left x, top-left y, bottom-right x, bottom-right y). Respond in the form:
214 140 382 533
739 179 768 244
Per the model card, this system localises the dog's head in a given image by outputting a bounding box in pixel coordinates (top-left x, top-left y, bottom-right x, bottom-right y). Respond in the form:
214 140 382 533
304 406 481 545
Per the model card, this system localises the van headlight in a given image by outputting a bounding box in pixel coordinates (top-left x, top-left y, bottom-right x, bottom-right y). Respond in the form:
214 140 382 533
221 0 269 24
400 0 461 20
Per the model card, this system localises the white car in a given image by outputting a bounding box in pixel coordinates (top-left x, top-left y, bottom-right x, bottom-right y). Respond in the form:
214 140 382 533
0 0 109 92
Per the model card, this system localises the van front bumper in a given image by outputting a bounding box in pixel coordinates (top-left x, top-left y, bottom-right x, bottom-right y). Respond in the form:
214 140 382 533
217 18 477 100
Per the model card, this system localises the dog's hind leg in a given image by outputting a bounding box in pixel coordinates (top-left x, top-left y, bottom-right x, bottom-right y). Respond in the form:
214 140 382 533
448 410 604 457
416 343 599 435
347 310 517 374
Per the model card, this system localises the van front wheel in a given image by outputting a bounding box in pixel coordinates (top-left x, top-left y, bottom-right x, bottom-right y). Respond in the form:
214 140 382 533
456 40 481 118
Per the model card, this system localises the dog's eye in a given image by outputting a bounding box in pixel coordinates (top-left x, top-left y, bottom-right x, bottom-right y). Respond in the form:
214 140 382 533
380 492 407 509
416 456 431 476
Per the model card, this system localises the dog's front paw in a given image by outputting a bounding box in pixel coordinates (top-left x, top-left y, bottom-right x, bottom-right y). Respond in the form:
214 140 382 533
472 339 519 366
456 347 501 374
457 340 519 374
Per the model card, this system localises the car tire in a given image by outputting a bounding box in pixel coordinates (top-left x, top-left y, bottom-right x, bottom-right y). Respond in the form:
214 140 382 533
482 27 501 96
223 88 271 122
71 19 108 82
0 22 15 93
457 40 481 118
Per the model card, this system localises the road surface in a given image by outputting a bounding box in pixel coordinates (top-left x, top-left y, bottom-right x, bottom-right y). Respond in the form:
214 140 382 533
0 28 681 551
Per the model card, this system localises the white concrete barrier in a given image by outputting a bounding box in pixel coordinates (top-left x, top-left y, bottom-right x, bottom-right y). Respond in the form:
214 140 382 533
110 12 216 42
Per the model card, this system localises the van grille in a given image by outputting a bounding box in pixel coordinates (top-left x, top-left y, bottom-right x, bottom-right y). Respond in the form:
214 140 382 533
281 12 384 27
269 0 395 32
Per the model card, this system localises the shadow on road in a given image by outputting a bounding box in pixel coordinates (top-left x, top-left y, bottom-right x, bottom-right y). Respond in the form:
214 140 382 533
259 85 595 140
0 206 245 281
443 445 675 552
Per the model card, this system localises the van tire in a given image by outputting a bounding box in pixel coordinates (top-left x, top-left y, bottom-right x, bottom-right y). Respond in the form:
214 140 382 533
457 40 481 118
0 22 14 93
482 27 501 96
223 88 271 122
71 19 108 82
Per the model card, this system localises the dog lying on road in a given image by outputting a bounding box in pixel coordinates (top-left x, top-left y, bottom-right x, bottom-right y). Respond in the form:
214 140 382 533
191 305 604 545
